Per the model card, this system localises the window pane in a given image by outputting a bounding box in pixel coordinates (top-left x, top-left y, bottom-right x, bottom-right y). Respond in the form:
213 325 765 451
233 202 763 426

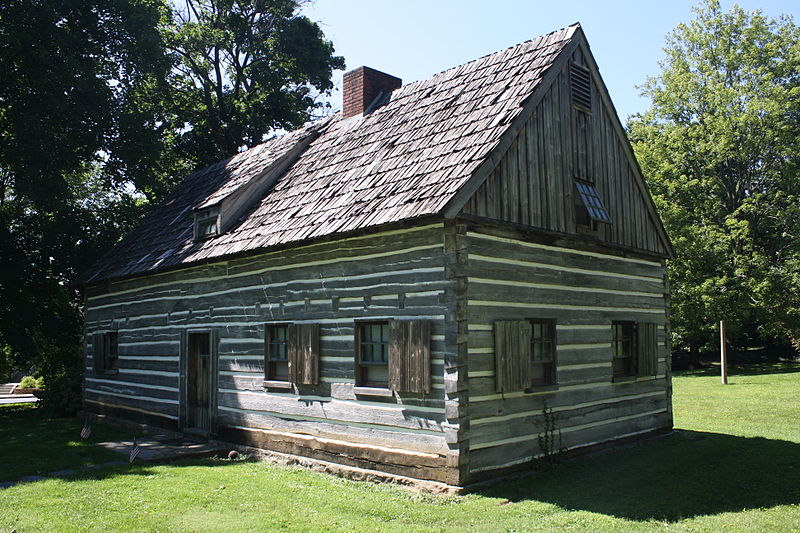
357 321 390 387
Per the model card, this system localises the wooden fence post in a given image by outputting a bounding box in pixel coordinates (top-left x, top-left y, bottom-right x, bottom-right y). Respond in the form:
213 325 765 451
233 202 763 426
720 320 728 385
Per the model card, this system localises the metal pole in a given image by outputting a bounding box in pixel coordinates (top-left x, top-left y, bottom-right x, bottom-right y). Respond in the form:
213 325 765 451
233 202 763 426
720 320 728 384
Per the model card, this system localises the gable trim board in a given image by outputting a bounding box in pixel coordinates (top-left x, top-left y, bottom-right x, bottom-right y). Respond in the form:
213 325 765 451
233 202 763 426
82 23 673 488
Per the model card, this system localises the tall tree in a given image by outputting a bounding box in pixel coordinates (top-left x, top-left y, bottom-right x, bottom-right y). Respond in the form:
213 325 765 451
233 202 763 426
0 0 344 404
110 0 345 200
628 0 800 352
0 0 167 387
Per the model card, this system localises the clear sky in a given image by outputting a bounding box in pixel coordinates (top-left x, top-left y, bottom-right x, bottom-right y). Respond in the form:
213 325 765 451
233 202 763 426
303 0 798 122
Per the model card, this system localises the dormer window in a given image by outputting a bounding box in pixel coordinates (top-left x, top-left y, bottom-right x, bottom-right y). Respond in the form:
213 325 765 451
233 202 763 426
194 207 220 240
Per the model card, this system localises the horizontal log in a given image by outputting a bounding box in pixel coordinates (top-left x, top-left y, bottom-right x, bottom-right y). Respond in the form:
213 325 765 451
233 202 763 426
216 408 448 455
467 409 672 473
216 424 456 484
468 395 668 449
464 232 664 279
216 389 445 432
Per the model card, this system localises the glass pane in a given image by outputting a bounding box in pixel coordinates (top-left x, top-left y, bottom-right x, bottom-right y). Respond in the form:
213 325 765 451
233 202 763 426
274 361 289 380
367 365 388 386
362 343 373 363
531 362 546 384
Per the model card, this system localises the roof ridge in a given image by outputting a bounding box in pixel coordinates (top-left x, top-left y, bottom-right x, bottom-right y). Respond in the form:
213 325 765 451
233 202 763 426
396 22 580 94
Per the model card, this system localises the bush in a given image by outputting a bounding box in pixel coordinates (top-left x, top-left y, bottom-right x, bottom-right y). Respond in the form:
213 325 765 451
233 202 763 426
18 375 42 389
36 366 83 417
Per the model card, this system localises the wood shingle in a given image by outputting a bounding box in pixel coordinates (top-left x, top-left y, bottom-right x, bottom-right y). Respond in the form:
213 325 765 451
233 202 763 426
84 25 578 284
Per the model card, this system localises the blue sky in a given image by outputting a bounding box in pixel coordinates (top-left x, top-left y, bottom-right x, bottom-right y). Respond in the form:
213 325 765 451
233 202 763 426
303 0 798 122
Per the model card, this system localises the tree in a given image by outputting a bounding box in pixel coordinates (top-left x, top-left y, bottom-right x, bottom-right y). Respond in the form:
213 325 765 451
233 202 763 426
110 0 345 200
0 0 166 394
0 0 344 408
628 0 800 352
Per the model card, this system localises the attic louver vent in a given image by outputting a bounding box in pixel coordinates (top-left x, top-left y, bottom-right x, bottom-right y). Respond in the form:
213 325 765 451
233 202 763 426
570 63 592 112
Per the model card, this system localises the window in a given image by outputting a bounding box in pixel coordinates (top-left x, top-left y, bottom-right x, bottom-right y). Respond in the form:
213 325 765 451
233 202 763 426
265 324 290 381
530 320 556 386
194 207 220 240
612 321 635 378
495 320 558 392
354 320 431 393
575 180 611 231
93 332 118 374
612 321 660 380
356 321 390 388
263 323 320 386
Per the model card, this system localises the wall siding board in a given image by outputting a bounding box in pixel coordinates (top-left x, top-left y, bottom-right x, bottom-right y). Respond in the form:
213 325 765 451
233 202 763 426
461 49 668 258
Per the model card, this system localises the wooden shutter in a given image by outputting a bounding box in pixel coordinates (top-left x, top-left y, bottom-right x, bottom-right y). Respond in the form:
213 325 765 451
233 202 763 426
263 326 271 379
92 333 105 374
389 320 431 393
494 321 532 392
637 322 658 377
289 323 320 385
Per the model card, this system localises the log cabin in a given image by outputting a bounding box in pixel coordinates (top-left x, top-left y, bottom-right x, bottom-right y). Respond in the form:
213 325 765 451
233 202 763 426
81 23 674 489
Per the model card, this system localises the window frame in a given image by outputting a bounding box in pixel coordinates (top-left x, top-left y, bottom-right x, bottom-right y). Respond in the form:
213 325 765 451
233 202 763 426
93 331 119 375
612 321 636 379
355 320 391 389
104 331 119 373
264 323 291 383
574 179 611 235
193 207 220 240
529 319 557 387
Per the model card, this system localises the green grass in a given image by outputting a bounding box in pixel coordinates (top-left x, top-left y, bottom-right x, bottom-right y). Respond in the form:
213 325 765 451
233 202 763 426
0 403 136 481
1 364 799 532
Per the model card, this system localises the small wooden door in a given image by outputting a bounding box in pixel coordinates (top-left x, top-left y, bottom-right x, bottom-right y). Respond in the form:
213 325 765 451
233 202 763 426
187 332 213 432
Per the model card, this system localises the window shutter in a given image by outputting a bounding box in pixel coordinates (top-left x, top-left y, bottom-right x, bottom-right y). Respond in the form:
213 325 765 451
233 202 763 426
637 323 658 377
289 323 320 385
92 333 105 374
494 321 532 392
263 327 271 379
389 320 431 393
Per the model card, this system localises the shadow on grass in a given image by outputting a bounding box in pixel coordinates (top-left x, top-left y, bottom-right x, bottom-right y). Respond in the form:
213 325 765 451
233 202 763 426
674 361 800 379
481 430 800 521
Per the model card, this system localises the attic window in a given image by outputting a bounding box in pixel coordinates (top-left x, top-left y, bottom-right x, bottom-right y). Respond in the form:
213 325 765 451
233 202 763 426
194 207 220 240
575 179 610 230
570 62 592 113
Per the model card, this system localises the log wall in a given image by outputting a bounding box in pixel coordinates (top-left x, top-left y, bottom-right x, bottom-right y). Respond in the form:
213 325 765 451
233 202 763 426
84 223 461 483
460 223 672 481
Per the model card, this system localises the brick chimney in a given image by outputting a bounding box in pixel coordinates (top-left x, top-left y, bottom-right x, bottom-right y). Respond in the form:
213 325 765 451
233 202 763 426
342 66 402 119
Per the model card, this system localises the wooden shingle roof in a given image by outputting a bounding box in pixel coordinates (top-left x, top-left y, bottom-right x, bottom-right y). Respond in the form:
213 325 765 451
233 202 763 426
84 24 579 284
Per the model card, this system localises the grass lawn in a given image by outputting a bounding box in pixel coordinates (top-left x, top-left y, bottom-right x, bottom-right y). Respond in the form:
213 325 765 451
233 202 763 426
0 403 134 482
1 364 799 532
